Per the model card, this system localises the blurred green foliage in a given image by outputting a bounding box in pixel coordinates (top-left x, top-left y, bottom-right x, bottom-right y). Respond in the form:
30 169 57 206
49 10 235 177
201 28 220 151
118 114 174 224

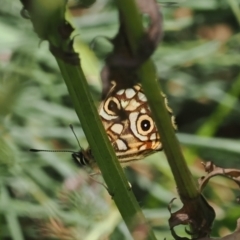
1 0 240 239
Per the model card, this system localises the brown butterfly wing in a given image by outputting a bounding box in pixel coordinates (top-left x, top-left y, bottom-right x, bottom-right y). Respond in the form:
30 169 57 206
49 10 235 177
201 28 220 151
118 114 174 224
98 83 162 163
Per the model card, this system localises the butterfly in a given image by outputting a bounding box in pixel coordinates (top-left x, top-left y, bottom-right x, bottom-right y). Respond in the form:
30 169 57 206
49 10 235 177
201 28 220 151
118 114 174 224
31 81 176 167
72 81 176 166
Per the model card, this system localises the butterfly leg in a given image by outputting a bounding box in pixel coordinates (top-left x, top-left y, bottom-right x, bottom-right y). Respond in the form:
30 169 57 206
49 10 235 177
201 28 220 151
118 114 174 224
89 174 115 197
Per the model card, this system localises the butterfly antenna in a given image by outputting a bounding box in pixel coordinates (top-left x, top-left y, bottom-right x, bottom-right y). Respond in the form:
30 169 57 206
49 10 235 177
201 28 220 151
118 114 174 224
30 149 74 153
69 124 82 150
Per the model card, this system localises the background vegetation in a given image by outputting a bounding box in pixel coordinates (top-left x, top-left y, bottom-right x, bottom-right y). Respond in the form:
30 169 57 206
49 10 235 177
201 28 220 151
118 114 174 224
1 0 240 239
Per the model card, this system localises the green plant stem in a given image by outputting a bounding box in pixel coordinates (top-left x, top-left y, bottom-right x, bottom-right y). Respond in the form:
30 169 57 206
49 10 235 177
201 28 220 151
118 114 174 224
114 1 217 237
114 0 197 200
19 0 157 238
56 59 157 239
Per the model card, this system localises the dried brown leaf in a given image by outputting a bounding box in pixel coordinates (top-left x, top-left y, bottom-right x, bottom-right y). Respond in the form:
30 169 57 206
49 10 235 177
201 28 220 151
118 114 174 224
168 196 215 239
199 161 240 192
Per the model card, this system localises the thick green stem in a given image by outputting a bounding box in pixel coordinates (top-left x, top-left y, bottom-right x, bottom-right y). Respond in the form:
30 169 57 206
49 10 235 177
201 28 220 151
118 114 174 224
56 59 157 237
114 1 215 237
115 0 198 200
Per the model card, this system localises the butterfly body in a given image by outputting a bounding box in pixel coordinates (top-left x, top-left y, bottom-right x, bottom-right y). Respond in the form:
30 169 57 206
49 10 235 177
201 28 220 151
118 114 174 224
72 148 92 166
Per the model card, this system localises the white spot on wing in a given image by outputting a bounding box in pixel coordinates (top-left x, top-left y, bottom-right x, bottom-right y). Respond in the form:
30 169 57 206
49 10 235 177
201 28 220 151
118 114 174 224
125 99 141 111
121 100 129 108
116 139 127 150
150 133 156 140
111 124 123 134
134 84 141 91
125 88 136 98
139 145 147 151
117 89 124 95
138 92 147 102
140 108 147 113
